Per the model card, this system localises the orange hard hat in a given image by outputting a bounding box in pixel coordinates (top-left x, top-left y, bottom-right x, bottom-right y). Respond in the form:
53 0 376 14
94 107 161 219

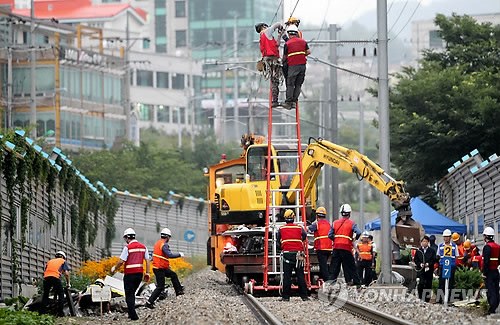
451 232 460 241
463 240 471 249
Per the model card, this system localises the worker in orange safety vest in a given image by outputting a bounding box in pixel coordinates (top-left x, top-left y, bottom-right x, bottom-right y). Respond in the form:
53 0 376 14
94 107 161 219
41 251 71 316
277 209 309 301
146 228 185 309
111 228 150 320
452 232 465 267
356 232 374 286
307 206 332 282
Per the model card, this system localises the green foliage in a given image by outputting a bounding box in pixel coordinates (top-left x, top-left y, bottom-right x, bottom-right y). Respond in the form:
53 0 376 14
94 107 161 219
0 309 54 325
4 296 29 310
454 267 483 293
388 14 500 201
68 273 92 292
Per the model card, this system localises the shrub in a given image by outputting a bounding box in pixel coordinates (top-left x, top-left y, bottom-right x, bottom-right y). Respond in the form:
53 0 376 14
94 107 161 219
0 309 54 325
78 256 121 280
454 267 483 296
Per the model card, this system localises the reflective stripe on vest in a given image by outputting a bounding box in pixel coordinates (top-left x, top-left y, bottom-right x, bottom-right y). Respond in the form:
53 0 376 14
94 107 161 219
288 51 306 56
279 224 304 252
335 234 353 240
286 37 307 66
333 218 354 251
314 219 333 251
486 241 500 270
314 236 329 241
357 243 373 261
125 264 143 268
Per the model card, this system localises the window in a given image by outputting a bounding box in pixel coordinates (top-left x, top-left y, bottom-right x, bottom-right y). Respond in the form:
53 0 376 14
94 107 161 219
429 30 443 48
172 73 185 89
157 105 169 122
137 70 153 87
157 72 169 88
176 30 187 47
143 38 150 49
138 103 154 121
175 1 186 17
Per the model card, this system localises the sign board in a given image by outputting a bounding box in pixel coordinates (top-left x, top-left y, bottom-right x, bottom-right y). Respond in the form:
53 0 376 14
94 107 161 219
184 230 196 242
441 257 453 279
91 285 112 302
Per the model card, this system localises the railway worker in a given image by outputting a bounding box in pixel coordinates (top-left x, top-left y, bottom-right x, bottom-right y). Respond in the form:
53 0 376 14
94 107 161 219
462 239 473 268
435 228 459 304
41 251 71 316
482 227 500 314
356 231 374 286
146 228 185 309
328 203 362 286
307 206 332 282
284 17 303 38
282 24 310 110
452 232 465 267
413 235 436 302
277 209 309 301
255 21 284 108
471 243 483 270
111 228 150 321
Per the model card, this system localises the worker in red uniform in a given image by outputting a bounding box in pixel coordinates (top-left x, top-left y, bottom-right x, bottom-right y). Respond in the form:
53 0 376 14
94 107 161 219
471 243 483 270
328 203 362 286
277 209 309 301
452 232 465 267
146 228 185 309
356 231 374 286
111 228 151 320
41 251 70 316
255 21 283 108
482 227 500 314
282 25 310 110
307 206 332 282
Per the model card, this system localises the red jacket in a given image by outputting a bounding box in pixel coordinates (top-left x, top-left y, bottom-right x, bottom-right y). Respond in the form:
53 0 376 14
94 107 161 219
314 219 333 251
259 32 279 57
332 218 354 251
286 37 308 66
280 224 304 252
484 241 500 271
125 240 146 274
152 239 169 269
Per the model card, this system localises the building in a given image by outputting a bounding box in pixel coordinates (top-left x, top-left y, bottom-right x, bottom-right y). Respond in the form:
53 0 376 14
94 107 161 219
411 13 500 63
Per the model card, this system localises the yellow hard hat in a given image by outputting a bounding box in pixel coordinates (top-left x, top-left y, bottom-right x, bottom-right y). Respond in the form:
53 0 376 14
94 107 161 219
284 209 295 219
316 206 326 217
463 240 471 249
451 232 460 241
287 17 300 25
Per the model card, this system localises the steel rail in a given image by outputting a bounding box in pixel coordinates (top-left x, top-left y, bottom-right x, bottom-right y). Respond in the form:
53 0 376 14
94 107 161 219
241 292 284 325
335 298 416 325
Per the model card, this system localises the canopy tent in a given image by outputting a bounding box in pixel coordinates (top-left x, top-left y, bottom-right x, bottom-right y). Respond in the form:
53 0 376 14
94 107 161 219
364 197 467 234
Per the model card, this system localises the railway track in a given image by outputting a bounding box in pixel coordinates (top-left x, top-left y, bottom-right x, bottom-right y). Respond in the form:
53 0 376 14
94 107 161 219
241 291 284 325
336 298 416 325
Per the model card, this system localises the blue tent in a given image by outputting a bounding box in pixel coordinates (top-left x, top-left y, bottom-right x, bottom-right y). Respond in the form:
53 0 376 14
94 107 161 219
364 197 467 234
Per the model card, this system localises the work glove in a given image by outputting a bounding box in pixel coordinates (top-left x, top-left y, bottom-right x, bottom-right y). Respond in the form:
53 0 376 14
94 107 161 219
111 266 116 273
179 252 185 257
144 273 151 282
67 283 71 288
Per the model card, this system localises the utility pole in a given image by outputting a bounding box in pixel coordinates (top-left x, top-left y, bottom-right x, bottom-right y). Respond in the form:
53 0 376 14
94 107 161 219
7 47 12 129
125 11 131 142
233 14 239 139
30 0 37 138
359 103 365 228
221 26 227 144
329 24 339 218
321 79 330 219
377 0 392 285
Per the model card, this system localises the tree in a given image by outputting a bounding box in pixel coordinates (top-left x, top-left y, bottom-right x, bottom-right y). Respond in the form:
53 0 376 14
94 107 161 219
389 14 500 203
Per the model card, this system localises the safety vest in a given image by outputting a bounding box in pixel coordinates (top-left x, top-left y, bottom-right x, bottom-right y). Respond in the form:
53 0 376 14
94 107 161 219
124 240 146 274
357 242 373 261
44 258 65 279
485 241 500 270
279 224 304 252
471 254 483 270
333 218 354 251
456 243 465 266
438 242 458 266
286 37 307 66
314 219 333 251
259 32 279 57
152 239 169 269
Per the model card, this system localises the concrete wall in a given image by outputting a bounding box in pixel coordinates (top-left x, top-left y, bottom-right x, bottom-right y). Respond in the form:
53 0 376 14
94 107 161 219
112 191 208 258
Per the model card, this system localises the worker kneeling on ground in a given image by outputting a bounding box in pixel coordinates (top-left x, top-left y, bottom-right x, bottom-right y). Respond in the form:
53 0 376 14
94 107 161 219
277 209 309 301
482 226 500 315
146 228 185 309
41 251 71 316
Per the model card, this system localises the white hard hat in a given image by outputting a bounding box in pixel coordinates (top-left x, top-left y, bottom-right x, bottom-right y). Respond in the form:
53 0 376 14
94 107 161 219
161 228 172 237
339 204 352 216
442 229 452 237
55 251 66 259
287 24 299 34
362 231 370 238
483 227 495 237
123 228 136 238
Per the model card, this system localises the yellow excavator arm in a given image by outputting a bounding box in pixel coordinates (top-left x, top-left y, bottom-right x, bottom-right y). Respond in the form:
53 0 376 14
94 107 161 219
287 138 411 219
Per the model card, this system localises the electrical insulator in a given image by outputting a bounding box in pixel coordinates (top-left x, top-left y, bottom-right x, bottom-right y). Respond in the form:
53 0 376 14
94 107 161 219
352 48 355 56
363 48 367 56
374 48 377 56
357 95 360 101
340 96 344 101
349 95 352 101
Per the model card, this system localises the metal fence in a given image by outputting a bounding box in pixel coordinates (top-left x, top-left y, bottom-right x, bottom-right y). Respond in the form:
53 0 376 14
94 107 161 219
438 149 500 241
112 191 208 258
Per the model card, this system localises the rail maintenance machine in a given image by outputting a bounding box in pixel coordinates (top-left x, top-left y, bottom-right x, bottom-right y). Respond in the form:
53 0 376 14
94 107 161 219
206 91 421 295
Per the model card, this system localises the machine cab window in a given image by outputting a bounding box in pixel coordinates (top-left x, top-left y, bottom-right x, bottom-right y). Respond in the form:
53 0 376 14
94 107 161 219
215 165 245 188
247 147 274 181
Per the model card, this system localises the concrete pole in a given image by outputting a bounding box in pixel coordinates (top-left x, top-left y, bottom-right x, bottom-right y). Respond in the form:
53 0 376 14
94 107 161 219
221 26 227 144
359 103 365 228
377 0 393 284
30 0 37 138
329 24 339 219
233 15 239 139
125 11 131 142
321 80 331 219
7 47 12 129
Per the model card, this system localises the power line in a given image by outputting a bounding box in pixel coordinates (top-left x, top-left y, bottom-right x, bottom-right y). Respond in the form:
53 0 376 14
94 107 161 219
387 0 409 35
288 0 301 18
270 0 284 24
391 0 422 41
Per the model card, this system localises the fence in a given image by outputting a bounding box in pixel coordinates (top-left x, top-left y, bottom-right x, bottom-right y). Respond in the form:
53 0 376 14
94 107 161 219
438 149 500 241
112 191 208 257
0 131 111 299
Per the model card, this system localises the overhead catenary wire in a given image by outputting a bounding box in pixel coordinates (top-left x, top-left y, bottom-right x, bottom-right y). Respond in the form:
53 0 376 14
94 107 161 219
391 0 423 42
387 0 409 35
